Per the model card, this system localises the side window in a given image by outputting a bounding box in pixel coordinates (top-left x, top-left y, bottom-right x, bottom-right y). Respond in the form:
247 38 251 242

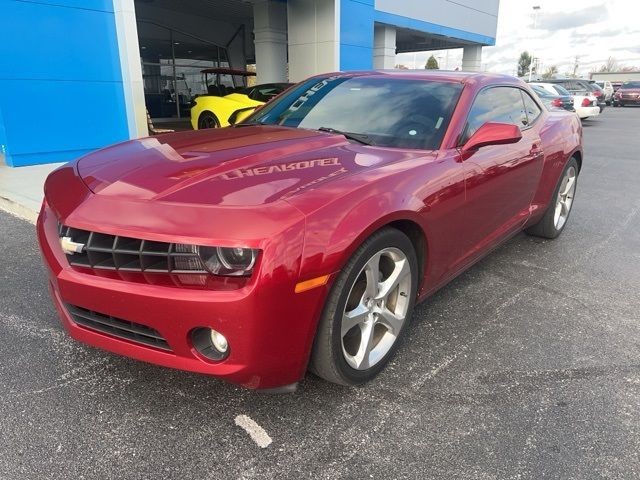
462 87 527 144
521 91 542 125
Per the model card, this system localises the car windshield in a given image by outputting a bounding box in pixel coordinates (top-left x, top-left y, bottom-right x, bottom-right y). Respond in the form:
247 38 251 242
622 81 640 88
245 76 464 150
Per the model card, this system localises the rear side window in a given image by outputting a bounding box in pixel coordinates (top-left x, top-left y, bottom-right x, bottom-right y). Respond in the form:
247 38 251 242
552 85 571 96
521 91 542 124
462 86 527 144
576 81 592 93
560 80 587 93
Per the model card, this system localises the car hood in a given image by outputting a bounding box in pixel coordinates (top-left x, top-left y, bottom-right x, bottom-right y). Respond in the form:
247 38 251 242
77 126 430 207
619 88 640 94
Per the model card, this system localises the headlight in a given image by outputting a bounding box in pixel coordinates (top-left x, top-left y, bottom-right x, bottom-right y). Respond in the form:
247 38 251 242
198 246 257 276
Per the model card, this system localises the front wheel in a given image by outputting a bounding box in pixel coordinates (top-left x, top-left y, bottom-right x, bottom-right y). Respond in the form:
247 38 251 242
310 228 418 385
526 157 579 239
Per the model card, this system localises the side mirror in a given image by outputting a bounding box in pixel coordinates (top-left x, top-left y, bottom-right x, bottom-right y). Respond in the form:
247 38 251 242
461 122 522 152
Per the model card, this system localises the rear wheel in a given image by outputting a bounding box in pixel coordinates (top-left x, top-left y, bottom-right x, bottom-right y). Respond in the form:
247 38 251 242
526 157 579 239
198 111 220 129
310 228 418 385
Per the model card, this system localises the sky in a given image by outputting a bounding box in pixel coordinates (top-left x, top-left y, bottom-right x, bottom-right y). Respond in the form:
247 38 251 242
396 0 640 77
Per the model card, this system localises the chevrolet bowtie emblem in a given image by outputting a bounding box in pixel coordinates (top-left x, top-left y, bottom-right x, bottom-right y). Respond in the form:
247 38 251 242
60 236 85 255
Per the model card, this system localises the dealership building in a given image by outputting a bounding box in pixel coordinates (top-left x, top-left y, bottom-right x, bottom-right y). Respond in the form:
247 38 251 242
0 0 499 167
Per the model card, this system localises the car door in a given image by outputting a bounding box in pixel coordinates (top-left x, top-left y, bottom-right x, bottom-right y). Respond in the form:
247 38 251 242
455 86 544 265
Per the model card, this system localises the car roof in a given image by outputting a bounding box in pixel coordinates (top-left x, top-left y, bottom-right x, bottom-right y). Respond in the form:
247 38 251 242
547 78 589 83
312 69 524 87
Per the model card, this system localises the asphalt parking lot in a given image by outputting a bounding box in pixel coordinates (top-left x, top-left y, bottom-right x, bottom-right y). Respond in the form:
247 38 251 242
1 107 639 480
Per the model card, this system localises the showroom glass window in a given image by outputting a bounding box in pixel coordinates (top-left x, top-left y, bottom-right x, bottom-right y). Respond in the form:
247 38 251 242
250 77 463 150
137 21 239 119
462 87 527 143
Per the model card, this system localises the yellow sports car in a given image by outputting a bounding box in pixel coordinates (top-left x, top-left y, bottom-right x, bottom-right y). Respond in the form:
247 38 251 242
190 68 291 130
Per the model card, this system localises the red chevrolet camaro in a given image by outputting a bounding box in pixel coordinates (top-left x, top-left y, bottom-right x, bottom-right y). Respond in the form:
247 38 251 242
38 71 582 391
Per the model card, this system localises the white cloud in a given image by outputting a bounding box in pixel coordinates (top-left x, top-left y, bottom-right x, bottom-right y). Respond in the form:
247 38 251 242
396 0 640 77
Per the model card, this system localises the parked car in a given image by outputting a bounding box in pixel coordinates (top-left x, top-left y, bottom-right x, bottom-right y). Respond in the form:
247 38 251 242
38 71 583 391
531 82 599 119
529 84 575 112
190 67 292 129
592 80 614 105
613 81 640 107
547 78 606 113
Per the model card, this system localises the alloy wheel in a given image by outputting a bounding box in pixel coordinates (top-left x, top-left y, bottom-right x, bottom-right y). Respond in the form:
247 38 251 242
554 165 577 230
341 247 412 370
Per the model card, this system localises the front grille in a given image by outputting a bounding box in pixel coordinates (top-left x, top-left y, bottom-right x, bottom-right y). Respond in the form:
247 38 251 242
58 224 207 274
66 304 172 351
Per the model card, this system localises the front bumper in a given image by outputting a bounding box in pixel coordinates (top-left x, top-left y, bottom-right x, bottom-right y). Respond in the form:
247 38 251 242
37 194 331 390
617 97 640 105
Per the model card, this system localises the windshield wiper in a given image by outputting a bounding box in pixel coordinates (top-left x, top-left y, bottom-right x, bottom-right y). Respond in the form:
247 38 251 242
317 127 375 146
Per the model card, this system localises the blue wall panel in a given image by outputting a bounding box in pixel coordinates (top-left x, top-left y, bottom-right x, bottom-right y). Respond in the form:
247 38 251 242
0 0 129 167
339 0 375 71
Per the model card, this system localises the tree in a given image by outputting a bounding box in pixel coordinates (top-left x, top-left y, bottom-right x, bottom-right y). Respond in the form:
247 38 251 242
598 56 618 72
425 55 439 70
517 51 532 77
542 65 558 79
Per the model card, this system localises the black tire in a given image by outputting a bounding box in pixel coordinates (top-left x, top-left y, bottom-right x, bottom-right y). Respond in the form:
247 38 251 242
310 227 419 386
525 157 579 239
198 111 220 129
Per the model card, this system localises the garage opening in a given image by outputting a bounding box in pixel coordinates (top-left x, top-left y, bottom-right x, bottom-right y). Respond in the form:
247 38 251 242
134 0 256 128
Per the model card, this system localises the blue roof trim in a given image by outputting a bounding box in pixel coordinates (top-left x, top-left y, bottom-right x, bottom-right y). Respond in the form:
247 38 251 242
373 10 496 46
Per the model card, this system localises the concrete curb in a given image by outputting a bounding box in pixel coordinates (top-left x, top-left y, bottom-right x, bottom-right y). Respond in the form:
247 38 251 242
0 195 38 224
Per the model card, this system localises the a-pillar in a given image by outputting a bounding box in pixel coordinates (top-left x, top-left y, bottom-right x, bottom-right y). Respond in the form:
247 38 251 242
253 0 288 83
462 45 483 72
373 24 396 69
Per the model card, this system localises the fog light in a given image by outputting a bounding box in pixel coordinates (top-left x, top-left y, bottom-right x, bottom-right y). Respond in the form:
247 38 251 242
191 327 229 361
210 330 228 353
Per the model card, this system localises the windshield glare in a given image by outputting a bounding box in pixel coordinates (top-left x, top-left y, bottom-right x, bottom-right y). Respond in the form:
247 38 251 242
622 81 640 88
246 76 463 150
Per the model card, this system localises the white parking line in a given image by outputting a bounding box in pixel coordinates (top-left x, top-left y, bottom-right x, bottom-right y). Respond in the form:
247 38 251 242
234 414 272 448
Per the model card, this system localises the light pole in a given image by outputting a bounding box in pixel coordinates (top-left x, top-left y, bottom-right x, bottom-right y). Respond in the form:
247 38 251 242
529 5 541 82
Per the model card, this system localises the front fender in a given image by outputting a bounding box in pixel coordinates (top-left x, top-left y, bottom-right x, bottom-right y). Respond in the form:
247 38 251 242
297 187 428 282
